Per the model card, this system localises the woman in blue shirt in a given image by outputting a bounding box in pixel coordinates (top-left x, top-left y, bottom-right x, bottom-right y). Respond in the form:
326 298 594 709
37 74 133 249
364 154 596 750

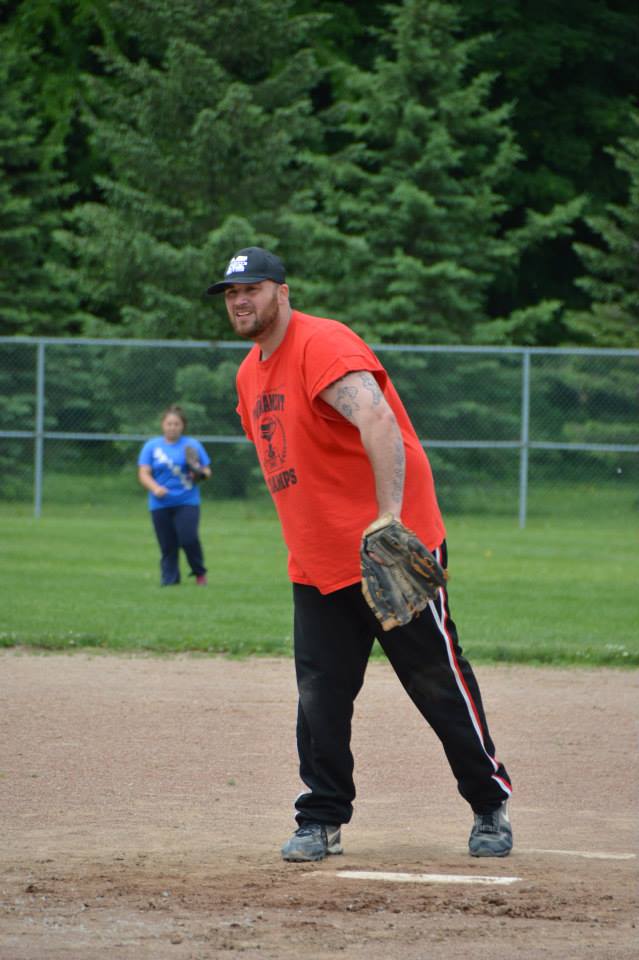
138 405 211 586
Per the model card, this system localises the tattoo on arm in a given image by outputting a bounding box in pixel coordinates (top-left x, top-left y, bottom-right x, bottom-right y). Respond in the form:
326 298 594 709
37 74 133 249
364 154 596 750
357 372 382 406
325 371 405 510
334 383 360 421
329 372 382 422
392 434 405 504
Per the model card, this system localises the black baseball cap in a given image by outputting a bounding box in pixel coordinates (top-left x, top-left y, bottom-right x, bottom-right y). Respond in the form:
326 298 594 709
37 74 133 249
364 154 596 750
206 246 286 295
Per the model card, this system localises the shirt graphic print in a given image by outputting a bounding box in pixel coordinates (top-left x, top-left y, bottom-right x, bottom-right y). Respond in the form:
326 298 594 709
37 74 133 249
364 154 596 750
252 389 298 495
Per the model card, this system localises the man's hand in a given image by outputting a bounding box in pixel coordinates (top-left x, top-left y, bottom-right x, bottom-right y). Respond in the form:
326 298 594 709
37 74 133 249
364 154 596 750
360 514 447 632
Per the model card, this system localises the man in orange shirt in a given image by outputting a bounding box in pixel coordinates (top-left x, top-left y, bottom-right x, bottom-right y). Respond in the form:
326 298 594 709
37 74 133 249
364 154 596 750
207 247 513 862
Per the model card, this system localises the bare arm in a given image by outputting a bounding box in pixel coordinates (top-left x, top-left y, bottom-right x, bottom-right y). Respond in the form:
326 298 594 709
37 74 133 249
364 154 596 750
319 370 405 519
137 465 167 498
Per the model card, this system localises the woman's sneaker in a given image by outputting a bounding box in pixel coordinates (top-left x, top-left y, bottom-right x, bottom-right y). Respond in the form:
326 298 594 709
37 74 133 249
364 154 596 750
281 823 342 862
469 801 513 857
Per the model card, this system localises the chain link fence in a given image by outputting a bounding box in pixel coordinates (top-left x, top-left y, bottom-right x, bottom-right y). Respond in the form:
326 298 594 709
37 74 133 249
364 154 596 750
1 337 637 525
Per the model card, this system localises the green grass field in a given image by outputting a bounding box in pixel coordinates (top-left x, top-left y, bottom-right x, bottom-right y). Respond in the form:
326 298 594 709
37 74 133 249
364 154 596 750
1 497 637 666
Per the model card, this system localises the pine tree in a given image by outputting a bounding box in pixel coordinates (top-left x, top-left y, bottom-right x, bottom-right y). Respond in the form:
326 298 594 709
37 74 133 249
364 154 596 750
5 0 119 197
0 32 75 335
279 0 581 344
58 0 327 339
565 114 639 347
461 0 639 317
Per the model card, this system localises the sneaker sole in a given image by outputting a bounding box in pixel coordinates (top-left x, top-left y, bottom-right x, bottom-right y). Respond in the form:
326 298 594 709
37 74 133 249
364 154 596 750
282 845 343 863
469 845 512 858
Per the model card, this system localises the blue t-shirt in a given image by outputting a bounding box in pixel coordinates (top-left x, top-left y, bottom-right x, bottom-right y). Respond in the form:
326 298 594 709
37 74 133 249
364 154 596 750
138 436 211 511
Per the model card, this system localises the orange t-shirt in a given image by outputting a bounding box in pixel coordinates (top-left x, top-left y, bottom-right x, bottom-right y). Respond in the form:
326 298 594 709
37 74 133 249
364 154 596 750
235 310 446 593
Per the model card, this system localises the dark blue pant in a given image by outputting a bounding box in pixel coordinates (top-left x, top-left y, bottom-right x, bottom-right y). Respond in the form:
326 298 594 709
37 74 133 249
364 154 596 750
151 505 206 585
292 542 511 826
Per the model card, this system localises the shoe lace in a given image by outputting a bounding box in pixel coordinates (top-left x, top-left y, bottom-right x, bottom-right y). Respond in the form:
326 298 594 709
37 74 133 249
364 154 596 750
295 823 321 838
475 810 500 833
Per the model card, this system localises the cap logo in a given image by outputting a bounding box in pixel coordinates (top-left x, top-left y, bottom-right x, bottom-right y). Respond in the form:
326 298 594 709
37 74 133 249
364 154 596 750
226 255 248 277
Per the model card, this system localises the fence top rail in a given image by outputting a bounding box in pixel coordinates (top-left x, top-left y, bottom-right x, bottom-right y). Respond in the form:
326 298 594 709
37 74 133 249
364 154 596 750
4 429 637 452
1 336 638 358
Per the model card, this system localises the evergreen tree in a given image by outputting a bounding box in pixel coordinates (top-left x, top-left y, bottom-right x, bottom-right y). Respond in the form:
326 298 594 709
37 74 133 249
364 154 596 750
4 0 118 199
58 0 327 339
461 0 639 318
291 0 388 71
280 0 581 344
565 114 639 347
0 32 75 334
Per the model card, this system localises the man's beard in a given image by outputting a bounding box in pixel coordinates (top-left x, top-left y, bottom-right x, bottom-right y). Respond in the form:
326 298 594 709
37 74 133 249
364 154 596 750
232 289 279 340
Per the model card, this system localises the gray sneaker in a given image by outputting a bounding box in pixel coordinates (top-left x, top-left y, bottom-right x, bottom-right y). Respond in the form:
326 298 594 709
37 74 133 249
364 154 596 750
469 801 513 857
281 823 343 862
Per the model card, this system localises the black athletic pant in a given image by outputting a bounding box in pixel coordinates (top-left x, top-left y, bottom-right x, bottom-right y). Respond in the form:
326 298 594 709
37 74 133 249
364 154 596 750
292 543 511 826
151 504 206 585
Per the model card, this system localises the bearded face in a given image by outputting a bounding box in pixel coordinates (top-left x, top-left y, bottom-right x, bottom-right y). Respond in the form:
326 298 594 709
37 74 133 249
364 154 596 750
224 281 282 341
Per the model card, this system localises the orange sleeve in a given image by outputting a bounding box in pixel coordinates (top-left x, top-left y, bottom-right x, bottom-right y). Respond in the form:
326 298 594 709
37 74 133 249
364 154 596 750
303 330 388 407
235 378 254 441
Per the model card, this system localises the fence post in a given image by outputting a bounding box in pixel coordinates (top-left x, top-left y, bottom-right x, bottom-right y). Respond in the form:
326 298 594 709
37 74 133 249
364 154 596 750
34 340 45 518
518 349 531 529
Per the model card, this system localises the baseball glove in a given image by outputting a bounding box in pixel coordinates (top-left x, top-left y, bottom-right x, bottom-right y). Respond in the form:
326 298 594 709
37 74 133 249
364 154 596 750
360 514 447 632
184 445 208 484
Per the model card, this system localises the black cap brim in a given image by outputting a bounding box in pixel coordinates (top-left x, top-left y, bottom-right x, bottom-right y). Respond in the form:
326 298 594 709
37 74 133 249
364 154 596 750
206 274 274 295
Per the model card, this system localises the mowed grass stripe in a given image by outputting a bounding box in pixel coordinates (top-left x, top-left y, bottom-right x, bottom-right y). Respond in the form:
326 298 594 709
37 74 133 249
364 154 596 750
1 500 637 665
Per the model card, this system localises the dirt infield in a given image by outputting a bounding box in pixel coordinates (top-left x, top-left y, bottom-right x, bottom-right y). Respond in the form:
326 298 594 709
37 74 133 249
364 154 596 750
1 652 637 960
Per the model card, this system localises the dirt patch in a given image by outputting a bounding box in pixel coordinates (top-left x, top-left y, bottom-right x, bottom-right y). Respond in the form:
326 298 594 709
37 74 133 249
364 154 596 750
1 652 637 959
